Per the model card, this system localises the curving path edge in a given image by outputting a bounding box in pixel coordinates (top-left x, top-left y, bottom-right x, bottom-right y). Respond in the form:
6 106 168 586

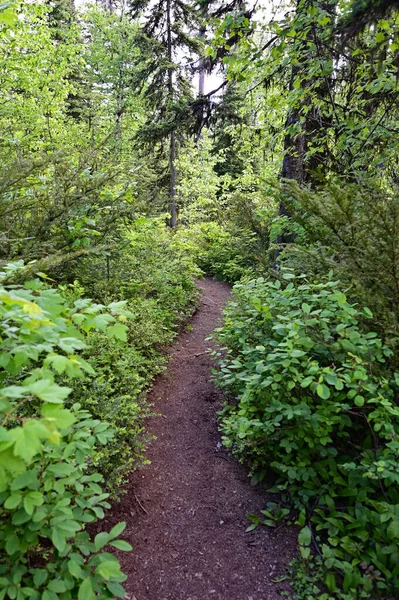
109 278 297 600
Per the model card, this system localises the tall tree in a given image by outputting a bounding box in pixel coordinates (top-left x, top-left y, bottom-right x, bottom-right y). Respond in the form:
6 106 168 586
129 0 203 226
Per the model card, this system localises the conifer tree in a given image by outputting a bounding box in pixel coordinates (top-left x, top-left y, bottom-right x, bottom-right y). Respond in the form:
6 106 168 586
129 0 250 225
128 0 204 226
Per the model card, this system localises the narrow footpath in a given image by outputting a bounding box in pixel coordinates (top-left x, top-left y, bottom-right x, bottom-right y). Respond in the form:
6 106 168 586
111 278 297 600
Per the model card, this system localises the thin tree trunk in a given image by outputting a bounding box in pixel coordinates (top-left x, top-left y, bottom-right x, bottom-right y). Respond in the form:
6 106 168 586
198 27 206 95
306 0 338 180
166 0 177 228
169 130 177 227
115 57 124 141
98 0 113 10
195 26 207 141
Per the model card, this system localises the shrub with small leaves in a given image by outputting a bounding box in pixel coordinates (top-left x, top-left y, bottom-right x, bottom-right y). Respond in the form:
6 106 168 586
67 218 200 490
177 222 257 283
213 274 399 598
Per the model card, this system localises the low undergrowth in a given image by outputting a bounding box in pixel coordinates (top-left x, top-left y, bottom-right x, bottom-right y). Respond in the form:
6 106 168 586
176 222 258 283
65 218 200 491
0 273 134 599
212 275 399 599
0 221 199 597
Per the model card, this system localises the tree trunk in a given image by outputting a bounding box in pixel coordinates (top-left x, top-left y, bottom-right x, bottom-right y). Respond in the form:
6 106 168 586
198 27 206 95
306 0 337 180
115 56 125 142
166 0 177 227
169 130 177 227
98 0 113 11
195 25 207 140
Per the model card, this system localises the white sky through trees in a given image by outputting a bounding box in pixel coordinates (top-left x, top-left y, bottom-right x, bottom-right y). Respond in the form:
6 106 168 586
74 0 282 94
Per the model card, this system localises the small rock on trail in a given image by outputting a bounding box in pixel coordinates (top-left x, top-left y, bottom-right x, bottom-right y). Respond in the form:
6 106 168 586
107 278 297 600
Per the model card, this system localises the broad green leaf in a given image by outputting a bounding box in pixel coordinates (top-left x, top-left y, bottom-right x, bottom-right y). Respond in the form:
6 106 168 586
326 572 336 592
301 377 313 388
47 463 75 477
27 380 72 404
46 354 72 374
0 386 27 399
42 591 59 600
0 447 25 473
298 526 311 546
93 314 115 331
23 491 43 515
11 508 30 525
96 560 123 580
316 384 330 400
33 570 47 586
5 534 20 555
387 518 399 539
107 323 128 342
354 395 365 407
106 581 126 598
58 338 86 353
56 520 81 534
110 540 133 551
42 405 76 429
108 522 126 539
68 559 84 579
4 493 22 509
0 4 17 26
48 579 67 593
52 527 67 552
12 421 50 462
78 578 95 600
94 531 110 551
10 471 38 490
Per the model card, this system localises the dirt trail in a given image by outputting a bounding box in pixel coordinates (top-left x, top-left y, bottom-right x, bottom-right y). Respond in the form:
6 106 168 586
112 278 297 600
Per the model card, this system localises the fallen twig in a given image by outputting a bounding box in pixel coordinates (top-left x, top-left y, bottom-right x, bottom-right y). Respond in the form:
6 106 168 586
135 494 148 515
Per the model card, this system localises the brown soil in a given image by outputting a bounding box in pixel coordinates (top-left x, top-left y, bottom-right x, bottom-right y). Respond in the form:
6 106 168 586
109 277 297 600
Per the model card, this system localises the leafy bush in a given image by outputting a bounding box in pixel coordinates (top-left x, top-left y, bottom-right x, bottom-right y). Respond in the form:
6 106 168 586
78 217 199 307
278 180 399 353
178 222 257 282
71 324 161 492
64 219 200 490
213 275 399 598
0 268 132 599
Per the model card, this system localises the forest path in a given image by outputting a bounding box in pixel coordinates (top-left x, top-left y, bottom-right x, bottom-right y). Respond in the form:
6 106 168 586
111 278 297 600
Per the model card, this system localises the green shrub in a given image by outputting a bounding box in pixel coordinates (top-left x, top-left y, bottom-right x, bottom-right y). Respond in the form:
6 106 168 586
0 268 132 599
71 319 164 492
63 219 200 490
178 222 257 282
277 180 399 353
213 275 399 599
0 404 131 600
78 217 200 309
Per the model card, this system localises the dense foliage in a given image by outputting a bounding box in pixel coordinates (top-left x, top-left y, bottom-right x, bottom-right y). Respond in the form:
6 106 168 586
213 276 399 598
0 271 133 599
72 219 199 490
2 0 399 597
